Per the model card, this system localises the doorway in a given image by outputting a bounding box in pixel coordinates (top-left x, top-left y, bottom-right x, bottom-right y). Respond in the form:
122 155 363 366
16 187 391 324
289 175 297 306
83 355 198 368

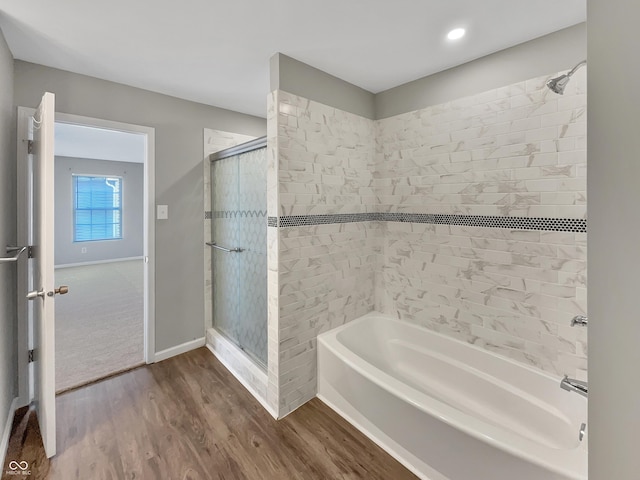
16 109 156 404
53 123 146 391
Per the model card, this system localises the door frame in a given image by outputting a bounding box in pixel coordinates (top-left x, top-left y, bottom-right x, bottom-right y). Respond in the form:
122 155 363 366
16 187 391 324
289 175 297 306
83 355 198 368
16 108 156 406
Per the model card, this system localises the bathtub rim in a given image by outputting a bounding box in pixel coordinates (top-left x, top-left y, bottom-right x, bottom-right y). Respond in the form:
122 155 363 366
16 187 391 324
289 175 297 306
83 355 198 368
317 311 587 480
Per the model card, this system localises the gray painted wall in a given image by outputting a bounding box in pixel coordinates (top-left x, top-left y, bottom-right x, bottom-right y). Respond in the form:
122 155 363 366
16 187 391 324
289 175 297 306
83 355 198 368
588 0 640 477
272 24 586 121
0 28 16 445
375 23 587 119
54 156 143 266
14 61 266 352
270 53 375 119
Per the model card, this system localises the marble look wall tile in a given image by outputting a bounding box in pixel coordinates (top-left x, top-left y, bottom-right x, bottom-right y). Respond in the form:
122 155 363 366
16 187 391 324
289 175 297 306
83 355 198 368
272 91 379 415
276 91 376 216
270 69 587 417
373 70 587 378
265 93 281 412
277 221 380 414
375 70 587 220
377 220 587 377
267 92 280 219
267 225 280 413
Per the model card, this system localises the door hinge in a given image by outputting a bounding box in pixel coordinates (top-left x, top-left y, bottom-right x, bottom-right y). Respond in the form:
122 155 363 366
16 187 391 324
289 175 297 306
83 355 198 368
28 349 34 363
27 140 34 154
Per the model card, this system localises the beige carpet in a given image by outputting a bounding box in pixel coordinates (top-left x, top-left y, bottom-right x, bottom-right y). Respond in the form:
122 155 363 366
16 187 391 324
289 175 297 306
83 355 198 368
54 259 144 392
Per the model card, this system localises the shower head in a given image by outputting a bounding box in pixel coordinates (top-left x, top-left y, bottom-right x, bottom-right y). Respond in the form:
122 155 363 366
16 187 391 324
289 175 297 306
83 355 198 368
546 60 587 95
546 74 572 95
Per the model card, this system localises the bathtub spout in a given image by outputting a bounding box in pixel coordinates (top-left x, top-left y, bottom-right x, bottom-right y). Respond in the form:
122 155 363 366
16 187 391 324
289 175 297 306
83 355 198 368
560 376 588 398
571 315 588 327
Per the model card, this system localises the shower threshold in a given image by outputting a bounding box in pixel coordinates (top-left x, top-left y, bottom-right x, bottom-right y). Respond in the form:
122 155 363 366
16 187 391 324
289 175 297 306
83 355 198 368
214 327 267 371
206 327 274 417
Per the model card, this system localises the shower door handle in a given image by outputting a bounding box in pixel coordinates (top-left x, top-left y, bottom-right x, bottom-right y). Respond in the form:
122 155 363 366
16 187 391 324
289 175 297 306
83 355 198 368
206 242 244 253
0 246 27 264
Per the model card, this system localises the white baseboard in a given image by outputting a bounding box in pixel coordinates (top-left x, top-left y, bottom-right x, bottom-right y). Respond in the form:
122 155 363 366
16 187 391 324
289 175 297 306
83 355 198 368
1 397 19 472
154 337 205 363
55 256 144 269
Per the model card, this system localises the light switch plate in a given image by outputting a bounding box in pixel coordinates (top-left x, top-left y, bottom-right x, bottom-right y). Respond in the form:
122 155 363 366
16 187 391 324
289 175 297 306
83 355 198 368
157 204 168 220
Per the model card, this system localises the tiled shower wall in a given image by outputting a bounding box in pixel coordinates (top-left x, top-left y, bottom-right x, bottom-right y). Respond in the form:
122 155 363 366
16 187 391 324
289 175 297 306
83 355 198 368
267 68 587 416
272 91 379 415
375 68 587 378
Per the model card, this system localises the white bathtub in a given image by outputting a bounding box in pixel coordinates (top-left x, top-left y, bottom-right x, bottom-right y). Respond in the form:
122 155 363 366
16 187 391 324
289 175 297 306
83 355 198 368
317 312 587 480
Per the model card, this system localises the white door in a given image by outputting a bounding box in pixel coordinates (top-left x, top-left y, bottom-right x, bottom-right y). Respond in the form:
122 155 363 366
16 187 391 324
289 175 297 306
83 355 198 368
26 92 59 458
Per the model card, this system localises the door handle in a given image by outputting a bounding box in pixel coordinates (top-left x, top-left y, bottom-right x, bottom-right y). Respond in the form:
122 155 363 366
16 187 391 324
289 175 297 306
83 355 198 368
47 285 69 297
27 289 45 300
27 286 69 300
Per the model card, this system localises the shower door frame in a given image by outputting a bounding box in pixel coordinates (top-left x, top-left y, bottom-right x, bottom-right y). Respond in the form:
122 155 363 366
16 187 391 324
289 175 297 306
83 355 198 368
209 135 268 368
210 136 267 163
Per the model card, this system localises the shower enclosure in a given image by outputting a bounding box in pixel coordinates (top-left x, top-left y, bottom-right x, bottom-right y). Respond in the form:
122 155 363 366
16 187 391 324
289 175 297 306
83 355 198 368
209 137 267 368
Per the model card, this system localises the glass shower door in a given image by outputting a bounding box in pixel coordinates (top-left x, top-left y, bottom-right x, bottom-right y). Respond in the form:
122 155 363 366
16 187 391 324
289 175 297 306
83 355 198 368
211 144 267 368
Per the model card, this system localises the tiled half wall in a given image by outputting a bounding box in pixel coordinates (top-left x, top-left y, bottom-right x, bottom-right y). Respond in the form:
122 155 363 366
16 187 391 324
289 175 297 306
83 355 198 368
270 66 587 416
270 91 379 414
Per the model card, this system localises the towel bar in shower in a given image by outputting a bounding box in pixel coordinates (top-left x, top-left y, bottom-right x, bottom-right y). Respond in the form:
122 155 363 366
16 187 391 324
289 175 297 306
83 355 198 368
206 242 244 253
0 246 28 264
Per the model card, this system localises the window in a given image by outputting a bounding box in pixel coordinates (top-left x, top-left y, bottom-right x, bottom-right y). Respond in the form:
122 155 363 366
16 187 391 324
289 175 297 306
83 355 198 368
74 175 122 242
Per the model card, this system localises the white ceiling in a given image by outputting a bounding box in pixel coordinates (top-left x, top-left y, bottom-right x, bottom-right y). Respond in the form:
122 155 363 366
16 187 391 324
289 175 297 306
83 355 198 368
55 123 146 163
0 0 586 118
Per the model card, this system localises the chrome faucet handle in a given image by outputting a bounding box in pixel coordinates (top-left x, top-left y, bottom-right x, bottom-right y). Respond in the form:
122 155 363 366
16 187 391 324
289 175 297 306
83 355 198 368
571 315 588 327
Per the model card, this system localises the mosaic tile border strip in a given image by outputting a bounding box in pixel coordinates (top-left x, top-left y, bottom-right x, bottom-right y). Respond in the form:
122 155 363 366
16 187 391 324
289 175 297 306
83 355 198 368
275 213 587 233
279 213 369 227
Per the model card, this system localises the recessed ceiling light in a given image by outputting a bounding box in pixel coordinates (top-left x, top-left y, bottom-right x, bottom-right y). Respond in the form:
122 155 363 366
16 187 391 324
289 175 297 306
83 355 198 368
447 28 466 40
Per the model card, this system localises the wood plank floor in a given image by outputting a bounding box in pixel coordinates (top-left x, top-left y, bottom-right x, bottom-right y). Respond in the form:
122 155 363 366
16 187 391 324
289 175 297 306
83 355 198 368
3 348 417 480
